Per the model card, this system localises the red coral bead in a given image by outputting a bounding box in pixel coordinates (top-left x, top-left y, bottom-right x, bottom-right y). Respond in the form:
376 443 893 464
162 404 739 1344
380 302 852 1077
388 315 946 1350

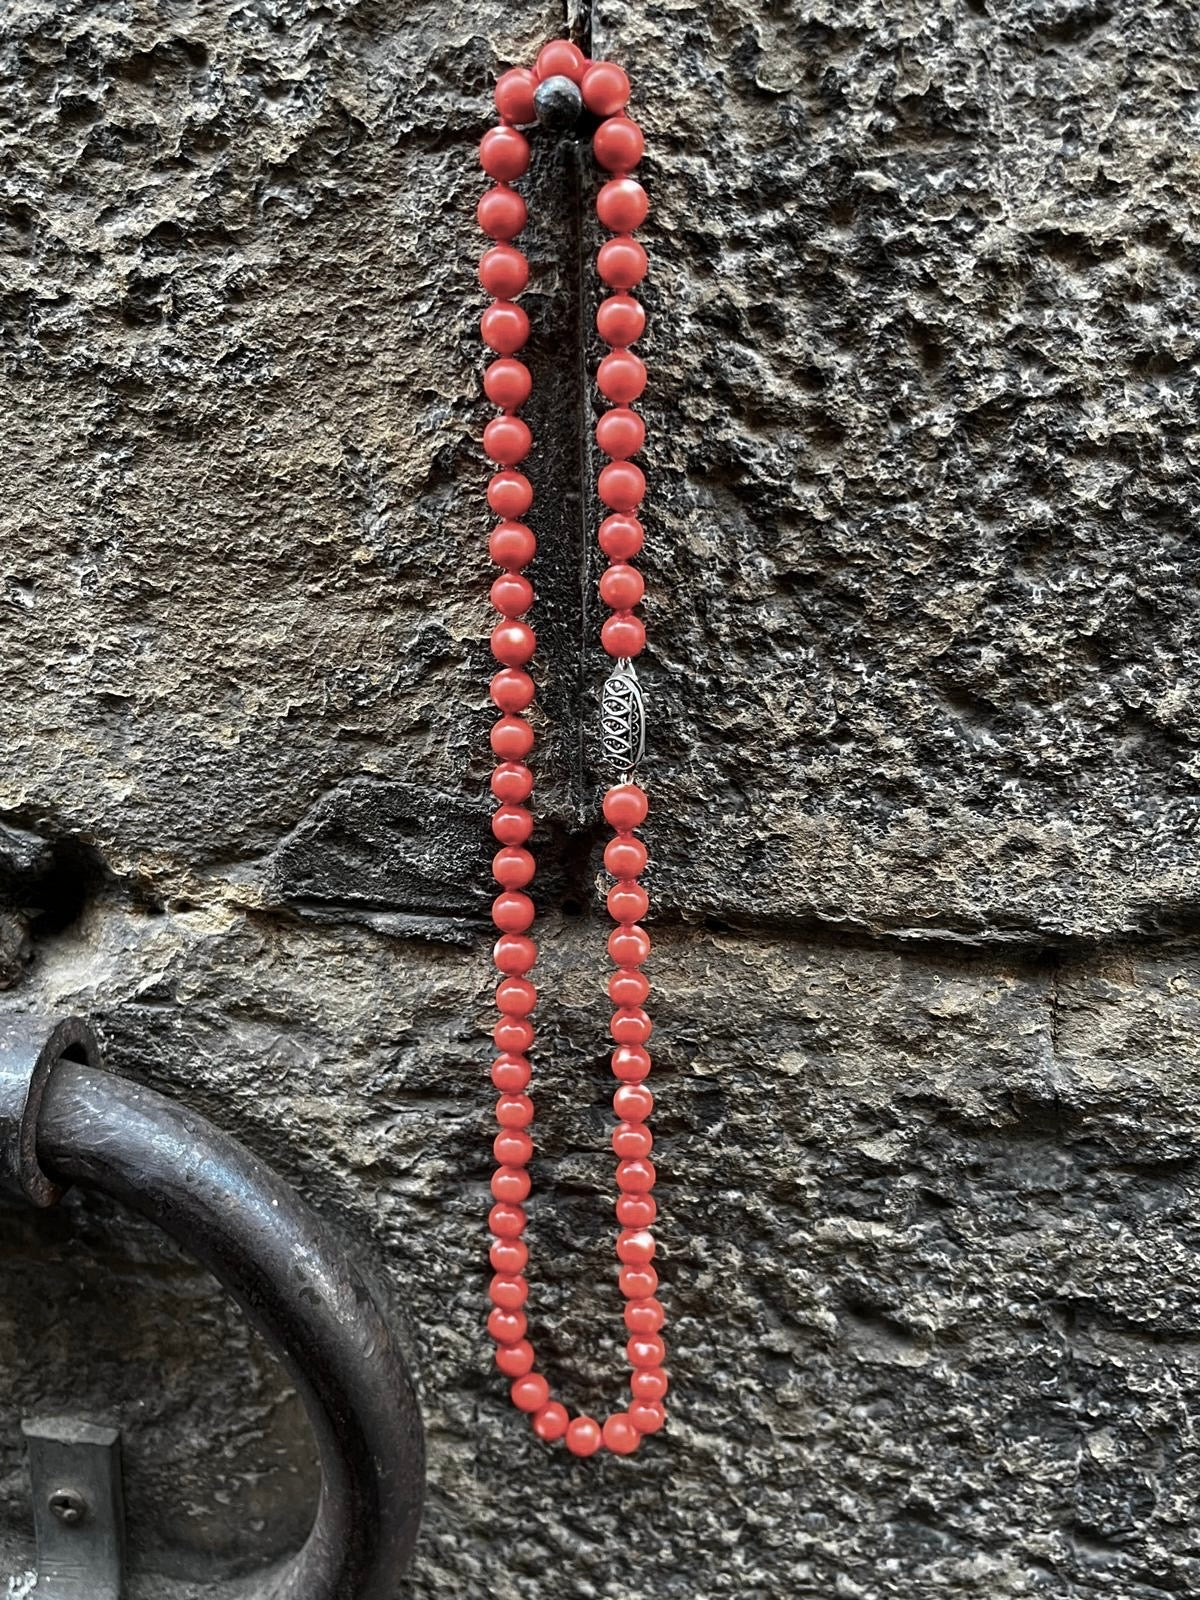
491 1053 531 1090
490 762 532 804
566 1416 602 1456
533 1401 569 1442
620 1271 660 1305
489 752 534 806
492 890 534 933
628 1399 666 1434
598 350 646 403
581 61 631 116
496 1338 535 1377
602 1413 641 1454
490 668 535 710
477 187 527 241
492 1049 531 1088
605 834 648 878
601 613 646 657
616 1226 656 1262
490 1236 528 1273
630 1365 669 1400
624 1296 665 1333
484 415 532 465
484 357 532 410
610 1007 651 1047
612 1044 651 1082
490 575 534 618
609 923 650 965
489 1235 528 1273
491 805 533 845
488 517 535 563
613 1081 654 1121
617 1157 655 1193
599 563 645 609
596 293 646 348
594 115 645 173
490 715 535 758
610 968 651 1008
598 461 645 512
607 881 649 922
481 300 530 354
597 177 648 232
493 1015 533 1053
496 979 537 1017
491 620 535 666
488 1201 526 1239
603 784 649 831
616 1192 656 1227
620 1263 658 1298
494 1127 533 1165
480 126 531 181
495 1092 534 1127
479 245 529 299
598 236 648 290
491 1165 531 1202
596 407 645 459
495 67 538 125
488 1305 526 1341
491 759 532 802
512 1373 551 1412
494 933 537 974
492 892 533 937
611 1005 652 1044
493 846 536 889
598 513 644 560
613 1122 654 1159
490 1273 528 1309
536 39 587 81
627 1333 665 1367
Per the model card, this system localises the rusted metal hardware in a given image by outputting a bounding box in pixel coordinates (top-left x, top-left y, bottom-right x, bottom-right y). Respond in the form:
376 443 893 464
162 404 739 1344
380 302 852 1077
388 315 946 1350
0 1015 101 1208
22 1417 125 1600
1 1015 425 1599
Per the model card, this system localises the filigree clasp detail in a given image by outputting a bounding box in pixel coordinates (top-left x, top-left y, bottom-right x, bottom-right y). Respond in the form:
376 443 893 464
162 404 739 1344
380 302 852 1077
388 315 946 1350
600 659 646 779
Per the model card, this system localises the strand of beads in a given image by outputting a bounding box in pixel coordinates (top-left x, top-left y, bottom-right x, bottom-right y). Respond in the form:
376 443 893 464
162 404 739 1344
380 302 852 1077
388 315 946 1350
478 39 667 1456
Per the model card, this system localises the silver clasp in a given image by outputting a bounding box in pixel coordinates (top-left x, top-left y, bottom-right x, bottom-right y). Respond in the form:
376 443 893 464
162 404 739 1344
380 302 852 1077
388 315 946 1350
600 659 646 779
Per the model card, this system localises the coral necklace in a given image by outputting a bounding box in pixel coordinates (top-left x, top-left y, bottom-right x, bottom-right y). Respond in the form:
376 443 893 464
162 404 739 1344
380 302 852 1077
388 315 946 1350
476 39 665 1456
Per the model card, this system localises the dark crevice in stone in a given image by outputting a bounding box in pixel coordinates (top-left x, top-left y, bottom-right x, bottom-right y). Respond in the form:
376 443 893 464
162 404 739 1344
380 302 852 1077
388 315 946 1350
255 899 487 947
840 1295 928 1355
0 816 110 940
523 132 597 833
565 0 594 57
652 902 1200 967
229 863 1200 967
539 814 608 917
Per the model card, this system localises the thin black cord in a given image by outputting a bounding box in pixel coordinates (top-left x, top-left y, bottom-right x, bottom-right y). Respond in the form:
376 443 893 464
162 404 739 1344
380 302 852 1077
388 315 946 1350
565 0 594 58
568 136 594 825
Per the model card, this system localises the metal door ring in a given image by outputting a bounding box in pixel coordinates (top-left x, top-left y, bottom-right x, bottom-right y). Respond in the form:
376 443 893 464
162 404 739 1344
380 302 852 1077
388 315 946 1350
0 1014 425 1600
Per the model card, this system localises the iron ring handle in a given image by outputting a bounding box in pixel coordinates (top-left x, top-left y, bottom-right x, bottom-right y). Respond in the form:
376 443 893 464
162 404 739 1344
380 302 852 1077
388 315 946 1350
0 1016 425 1598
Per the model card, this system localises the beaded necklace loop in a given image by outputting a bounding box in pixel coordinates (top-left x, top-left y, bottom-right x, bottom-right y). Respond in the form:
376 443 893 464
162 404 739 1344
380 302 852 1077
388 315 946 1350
477 39 665 1457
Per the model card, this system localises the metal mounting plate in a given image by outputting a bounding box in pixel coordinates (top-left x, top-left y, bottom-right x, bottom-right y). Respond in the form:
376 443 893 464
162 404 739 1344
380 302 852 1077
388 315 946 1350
21 1418 125 1600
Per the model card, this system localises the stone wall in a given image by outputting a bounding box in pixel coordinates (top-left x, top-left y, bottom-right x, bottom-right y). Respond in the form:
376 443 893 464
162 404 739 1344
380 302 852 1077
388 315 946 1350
0 0 1198 1595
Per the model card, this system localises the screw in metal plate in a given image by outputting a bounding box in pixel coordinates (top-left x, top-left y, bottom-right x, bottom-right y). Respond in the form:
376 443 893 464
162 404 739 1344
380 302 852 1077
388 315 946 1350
48 1488 87 1526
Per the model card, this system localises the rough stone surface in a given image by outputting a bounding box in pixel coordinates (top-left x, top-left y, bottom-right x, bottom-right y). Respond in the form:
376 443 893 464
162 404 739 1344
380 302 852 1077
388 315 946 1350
0 0 1198 1596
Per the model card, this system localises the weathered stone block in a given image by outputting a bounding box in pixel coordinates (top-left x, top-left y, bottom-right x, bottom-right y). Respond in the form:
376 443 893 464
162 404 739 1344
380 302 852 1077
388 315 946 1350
0 1 1197 1595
